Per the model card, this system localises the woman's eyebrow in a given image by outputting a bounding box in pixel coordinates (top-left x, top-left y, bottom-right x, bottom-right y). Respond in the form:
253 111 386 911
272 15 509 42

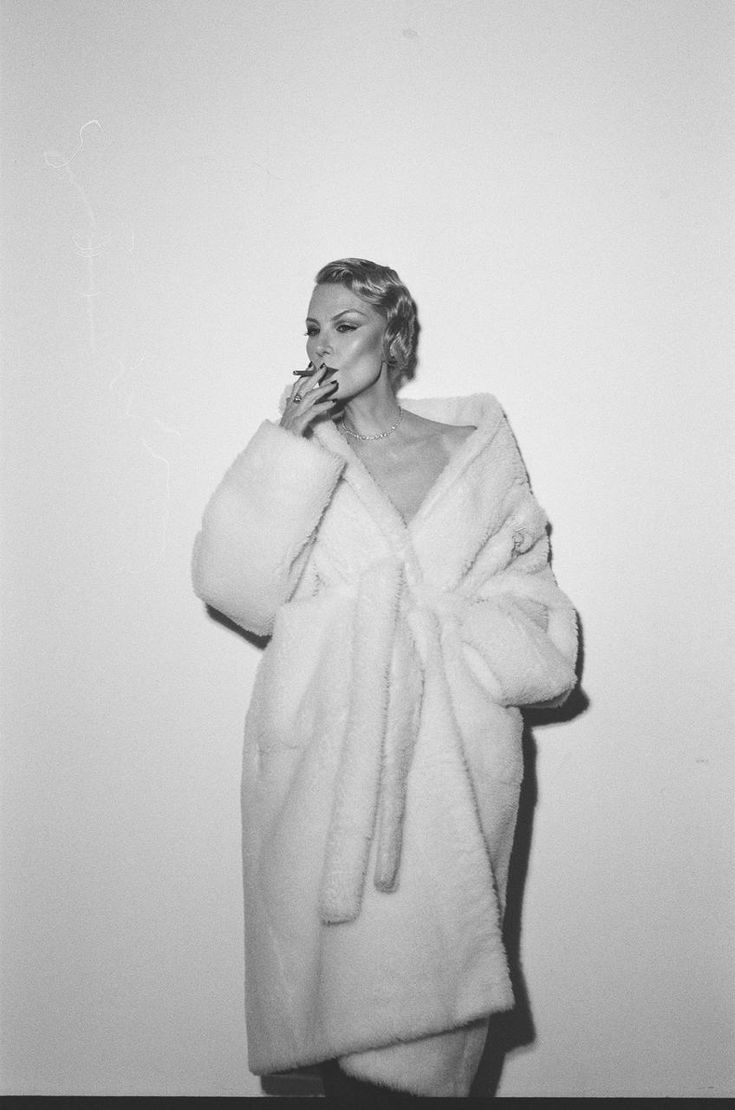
305 309 368 323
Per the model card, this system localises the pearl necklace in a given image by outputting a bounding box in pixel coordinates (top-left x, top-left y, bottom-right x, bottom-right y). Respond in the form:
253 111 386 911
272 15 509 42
341 408 404 441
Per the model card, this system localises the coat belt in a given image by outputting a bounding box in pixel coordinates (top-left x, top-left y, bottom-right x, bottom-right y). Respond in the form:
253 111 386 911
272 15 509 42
318 559 446 925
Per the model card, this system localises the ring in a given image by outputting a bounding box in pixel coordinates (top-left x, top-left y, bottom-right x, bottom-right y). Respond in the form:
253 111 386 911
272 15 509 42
293 393 302 402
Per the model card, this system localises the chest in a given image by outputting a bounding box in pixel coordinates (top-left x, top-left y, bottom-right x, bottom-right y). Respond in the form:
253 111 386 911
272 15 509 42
352 439 452 524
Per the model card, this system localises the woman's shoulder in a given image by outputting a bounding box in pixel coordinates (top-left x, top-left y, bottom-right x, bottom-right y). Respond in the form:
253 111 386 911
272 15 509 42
400 392 503 437
404 411 477 449
441 422 477 448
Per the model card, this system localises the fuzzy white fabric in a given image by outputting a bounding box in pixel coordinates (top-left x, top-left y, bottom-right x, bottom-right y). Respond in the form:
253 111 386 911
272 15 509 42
192 394 577 1096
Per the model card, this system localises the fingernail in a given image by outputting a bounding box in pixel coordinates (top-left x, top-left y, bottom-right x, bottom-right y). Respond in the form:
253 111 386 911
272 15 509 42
293 368 315 376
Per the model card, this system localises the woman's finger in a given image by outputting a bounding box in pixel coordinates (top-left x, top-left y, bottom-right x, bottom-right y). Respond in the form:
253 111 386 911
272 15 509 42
295 362 330 403
307 362 329 392
289 362 314 401
281 363 336 435
298 384 338 429
300 375 338 410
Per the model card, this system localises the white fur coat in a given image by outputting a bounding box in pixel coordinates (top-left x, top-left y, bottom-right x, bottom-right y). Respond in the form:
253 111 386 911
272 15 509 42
192 394 577 1096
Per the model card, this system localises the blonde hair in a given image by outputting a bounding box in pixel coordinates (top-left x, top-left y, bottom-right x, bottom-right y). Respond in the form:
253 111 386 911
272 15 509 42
314 258 418 386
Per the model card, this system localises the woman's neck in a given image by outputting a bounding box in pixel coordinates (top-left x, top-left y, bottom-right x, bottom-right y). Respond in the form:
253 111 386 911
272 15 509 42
341 377 402 438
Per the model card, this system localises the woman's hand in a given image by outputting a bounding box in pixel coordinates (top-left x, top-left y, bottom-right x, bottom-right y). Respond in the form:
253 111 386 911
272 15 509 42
279 362 339 437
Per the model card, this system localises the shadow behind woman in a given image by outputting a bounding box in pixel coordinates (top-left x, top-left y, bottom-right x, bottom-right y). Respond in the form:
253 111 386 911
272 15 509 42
471 625 589 1097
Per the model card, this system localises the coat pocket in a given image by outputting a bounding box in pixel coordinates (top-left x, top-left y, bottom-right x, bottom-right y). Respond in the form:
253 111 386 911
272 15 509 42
439 615 525 787
252 591 353 754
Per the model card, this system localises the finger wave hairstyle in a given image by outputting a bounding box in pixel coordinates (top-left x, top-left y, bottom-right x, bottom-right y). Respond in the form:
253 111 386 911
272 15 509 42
314 258 419 387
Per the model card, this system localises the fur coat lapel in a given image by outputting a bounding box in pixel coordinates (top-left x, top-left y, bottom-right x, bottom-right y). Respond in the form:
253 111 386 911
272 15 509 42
313 393 506 537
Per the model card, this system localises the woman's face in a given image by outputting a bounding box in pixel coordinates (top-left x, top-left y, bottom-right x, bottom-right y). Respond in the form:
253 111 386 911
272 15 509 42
305 283 389 402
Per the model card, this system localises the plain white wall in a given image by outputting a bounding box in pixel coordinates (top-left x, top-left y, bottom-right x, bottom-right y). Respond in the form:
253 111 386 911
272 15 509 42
2 0 733 1097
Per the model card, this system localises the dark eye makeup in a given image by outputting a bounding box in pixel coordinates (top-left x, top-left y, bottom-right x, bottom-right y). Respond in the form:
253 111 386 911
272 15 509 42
305 321 359 337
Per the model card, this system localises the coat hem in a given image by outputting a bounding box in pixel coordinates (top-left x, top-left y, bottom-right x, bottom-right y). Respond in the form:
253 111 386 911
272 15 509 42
246 986 515 1078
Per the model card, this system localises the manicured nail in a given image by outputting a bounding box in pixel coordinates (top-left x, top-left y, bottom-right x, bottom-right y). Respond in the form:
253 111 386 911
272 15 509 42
293 368 315 376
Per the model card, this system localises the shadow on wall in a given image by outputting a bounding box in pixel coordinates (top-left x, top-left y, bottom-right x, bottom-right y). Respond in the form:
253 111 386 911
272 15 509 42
471 620 589 1097
204 610 589 1099
260 1066 324 1097
207 605 271 651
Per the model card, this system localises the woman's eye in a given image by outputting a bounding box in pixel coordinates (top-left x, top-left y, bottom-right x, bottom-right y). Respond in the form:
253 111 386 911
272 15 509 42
305 322 356 337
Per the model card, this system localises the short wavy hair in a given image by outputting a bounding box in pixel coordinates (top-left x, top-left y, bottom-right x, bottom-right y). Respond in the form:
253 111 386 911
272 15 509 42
314 258 419 386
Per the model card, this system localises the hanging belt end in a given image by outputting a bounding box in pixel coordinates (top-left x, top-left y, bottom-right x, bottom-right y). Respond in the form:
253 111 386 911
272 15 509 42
374 840 401 894
318 843 366 925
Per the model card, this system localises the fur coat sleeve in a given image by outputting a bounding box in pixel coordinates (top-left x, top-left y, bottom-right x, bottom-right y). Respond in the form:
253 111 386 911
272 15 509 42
192 420 345 636
454 472 577 710
192 394 577 1097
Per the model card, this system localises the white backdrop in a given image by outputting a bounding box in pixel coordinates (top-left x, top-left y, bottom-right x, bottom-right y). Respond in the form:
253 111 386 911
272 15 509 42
2 0 733 1097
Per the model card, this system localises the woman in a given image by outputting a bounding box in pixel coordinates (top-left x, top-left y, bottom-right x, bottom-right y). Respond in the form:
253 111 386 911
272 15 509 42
192 259 578 1098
